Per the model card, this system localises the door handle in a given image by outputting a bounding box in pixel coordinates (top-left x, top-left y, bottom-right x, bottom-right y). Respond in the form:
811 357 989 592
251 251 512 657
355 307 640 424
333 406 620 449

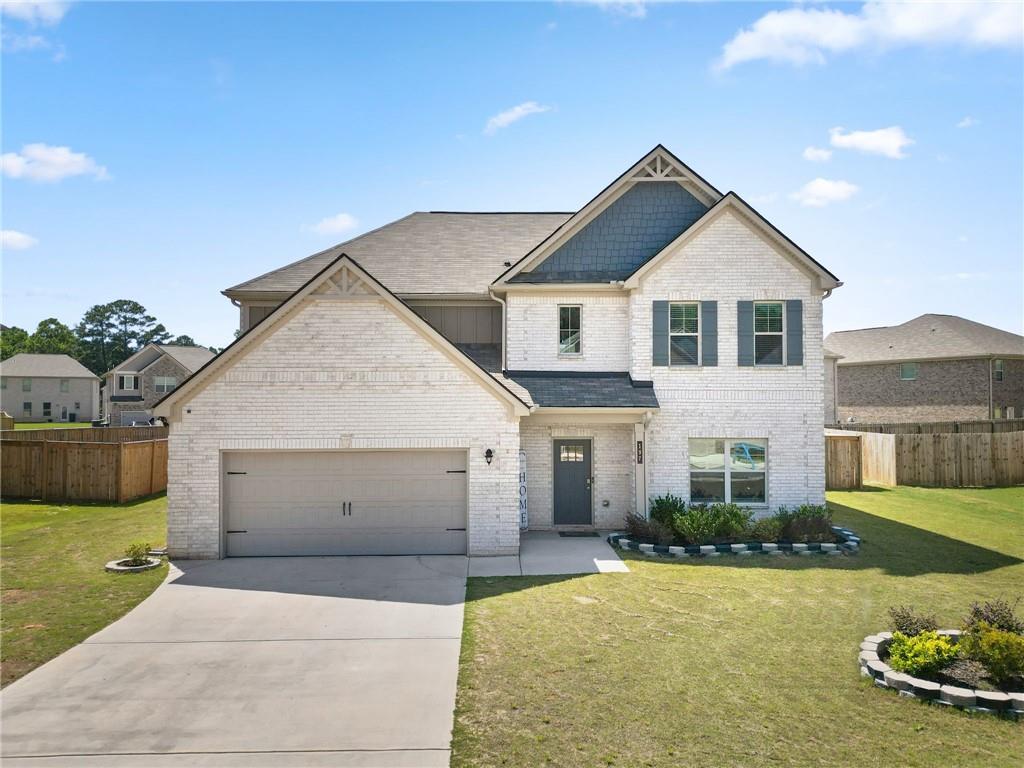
585 477 593 490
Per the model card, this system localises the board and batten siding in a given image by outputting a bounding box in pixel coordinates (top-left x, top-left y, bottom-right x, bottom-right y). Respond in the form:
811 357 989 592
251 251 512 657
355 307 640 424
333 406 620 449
629 210 827 510
166 296 520 559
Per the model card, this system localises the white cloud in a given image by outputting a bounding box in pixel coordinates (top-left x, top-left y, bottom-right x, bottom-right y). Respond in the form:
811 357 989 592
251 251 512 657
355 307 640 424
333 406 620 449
1 229 39 250
0 1 70 25
577 1 647 19
311 212 359 235
829 126 913 159
802 146 832 162
1 143 108 182
790 178 859 207
484 101 552 136
935 271 990 282
956 116 978 128
715 1 1022 70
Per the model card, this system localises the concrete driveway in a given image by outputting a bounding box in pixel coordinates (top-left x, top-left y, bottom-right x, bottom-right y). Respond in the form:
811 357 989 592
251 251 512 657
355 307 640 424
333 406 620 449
0 556 468 767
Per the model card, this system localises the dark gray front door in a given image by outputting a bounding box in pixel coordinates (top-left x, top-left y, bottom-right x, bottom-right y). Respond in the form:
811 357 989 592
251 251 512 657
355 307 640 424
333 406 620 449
553 439 593 525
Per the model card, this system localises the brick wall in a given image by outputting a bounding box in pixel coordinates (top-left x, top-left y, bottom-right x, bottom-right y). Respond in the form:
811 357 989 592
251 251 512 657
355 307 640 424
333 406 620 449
992 358 1024 419
166 296 520 559
108 356 190 425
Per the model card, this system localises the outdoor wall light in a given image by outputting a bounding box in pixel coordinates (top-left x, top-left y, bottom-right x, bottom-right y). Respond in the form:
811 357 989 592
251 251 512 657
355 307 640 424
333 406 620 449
484 448 494 465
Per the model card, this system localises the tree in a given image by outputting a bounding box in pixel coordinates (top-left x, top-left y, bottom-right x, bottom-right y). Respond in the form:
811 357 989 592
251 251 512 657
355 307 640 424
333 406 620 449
75 300 171 374
26 318 80 357
0 325 29 361
169 334 196 346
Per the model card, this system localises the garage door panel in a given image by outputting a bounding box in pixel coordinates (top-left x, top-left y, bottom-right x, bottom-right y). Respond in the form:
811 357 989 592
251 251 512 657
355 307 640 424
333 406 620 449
224 450 467 556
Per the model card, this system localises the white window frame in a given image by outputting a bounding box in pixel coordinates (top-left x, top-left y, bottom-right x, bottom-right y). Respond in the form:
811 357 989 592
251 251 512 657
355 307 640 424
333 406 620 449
557 305 581 356
0 377 6 390
669 302 700 367
154 375 177 394
688 438 768 506
118 374 139 391
753 301 785 367
22 378 31 392
1006 406 1015 419
60 378 70 393
22 401 31 417
994 359 1004 382
899 362 918 381
42 401 52 418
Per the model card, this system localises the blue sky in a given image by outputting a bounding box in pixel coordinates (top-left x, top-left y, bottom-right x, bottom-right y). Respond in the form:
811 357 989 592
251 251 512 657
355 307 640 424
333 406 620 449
2 1 1022 347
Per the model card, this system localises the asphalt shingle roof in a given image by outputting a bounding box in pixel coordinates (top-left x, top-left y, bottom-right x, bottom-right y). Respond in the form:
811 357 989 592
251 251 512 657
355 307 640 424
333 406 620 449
505 371 660 409
157 345 216 373
825 314 1024 365
226 212 572 296
0 353 98 379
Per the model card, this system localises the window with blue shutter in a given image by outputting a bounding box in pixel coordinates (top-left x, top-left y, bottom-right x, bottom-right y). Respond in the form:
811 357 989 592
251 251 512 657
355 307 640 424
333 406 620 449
737 301 754 366
700 301 717 366
786 300 803 366
652 301 669 366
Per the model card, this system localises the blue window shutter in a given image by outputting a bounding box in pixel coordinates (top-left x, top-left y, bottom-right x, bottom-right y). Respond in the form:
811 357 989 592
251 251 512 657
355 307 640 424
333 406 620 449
786 299 803 366
737 301 754 366
652 301 669 367
700 301 718 366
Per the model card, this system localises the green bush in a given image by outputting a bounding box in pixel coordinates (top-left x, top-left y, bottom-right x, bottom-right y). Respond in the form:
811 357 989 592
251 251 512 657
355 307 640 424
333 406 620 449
649 494 686 528
959 622 1024 689
671 503 754 545
122 542 152 567
777 504 834 542
748 516 783 543
887 631 958 677
623 513 674 546
888 605 939 636
963 598 1024 635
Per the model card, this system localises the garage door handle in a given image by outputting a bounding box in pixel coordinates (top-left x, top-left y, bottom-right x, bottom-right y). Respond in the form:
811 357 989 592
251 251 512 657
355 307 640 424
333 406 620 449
226 471 247 476
227 530 247 534
446 528 466 532
446 470 466 474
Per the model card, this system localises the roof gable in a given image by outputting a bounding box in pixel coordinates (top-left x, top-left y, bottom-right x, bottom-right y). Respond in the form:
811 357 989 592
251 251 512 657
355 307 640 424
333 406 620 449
156 254 531 419
1 353 98 379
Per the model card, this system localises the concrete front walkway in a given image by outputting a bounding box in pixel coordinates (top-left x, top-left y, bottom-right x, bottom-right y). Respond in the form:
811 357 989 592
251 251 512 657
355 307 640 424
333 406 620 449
0 556 468 767
469 531 630 577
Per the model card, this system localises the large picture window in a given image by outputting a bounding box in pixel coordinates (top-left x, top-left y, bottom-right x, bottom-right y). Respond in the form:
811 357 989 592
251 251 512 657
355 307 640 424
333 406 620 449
754 302 783 365
558 305 581 355
669 303 699 366
154 376 177 394
689 438 767 504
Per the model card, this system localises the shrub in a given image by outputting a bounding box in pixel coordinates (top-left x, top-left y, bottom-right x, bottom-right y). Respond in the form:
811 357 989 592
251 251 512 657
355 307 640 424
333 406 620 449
959 622 1024 689
709 503 754 540
649 494 686 528
887 631 958 677
672 505 717 545
748 516 783 543
777 504 834 542
888 605 939 636
963 598 1024 635
122 542 152 567
623 513 674 545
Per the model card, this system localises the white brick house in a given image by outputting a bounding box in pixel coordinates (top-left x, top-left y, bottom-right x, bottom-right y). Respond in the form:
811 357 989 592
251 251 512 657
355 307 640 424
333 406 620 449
156 146 841 558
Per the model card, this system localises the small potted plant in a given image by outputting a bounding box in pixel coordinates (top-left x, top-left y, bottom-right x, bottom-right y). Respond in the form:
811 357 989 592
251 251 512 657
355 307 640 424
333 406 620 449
105 542 162 573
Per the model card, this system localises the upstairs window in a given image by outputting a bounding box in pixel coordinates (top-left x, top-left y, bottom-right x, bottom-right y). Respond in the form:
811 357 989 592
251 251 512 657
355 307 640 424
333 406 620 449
558 305 581 355
0 377 6 390
154 376 177 394
753 302 784 365
669 303 699 366
994 359 1004 382
899 363 918 381
118 374 138 391
22 378 31 392
60 378 70 393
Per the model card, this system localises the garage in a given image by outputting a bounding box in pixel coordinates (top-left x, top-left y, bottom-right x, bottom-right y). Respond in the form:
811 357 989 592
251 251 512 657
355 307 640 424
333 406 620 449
223 450 468 556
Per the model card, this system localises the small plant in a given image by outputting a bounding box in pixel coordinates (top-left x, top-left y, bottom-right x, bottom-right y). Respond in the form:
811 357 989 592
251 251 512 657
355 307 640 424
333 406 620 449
888 605 939 636
672 504 717 545
623 513 674 545
963 598 1024 635
748 516 783 543
959 622 1024 689
777 504 834 542
649 494 686 528
887 631 958 677
122 542 152 567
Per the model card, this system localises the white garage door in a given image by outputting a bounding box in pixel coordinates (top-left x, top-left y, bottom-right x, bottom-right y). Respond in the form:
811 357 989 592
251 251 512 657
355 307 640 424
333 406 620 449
223 450 467 556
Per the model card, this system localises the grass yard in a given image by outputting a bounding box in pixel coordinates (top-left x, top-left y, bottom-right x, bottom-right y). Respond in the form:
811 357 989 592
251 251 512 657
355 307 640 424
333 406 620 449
11 421 93 430
452 486 1024 767
1 495 167 686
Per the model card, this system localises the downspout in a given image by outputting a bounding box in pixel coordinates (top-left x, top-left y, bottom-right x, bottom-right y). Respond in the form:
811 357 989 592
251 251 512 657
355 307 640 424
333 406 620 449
229 297 243 333
489 288 508 372
989 357 994 419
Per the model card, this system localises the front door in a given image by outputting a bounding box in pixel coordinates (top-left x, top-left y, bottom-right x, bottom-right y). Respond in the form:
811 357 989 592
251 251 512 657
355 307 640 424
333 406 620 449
553 439 593 525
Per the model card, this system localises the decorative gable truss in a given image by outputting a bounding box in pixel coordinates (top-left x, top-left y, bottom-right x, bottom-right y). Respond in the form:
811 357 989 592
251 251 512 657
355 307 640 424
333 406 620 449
310 263 375 298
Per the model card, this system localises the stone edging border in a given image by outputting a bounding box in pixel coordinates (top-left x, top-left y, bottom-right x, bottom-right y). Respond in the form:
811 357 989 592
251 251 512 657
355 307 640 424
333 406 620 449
105 557 162 574
859 630 1024 719
606 525 860 559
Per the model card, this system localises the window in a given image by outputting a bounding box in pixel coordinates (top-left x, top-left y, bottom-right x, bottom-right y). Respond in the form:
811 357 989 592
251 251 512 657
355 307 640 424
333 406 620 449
22 402 31 417
689 438 767 505
559 444 584 462
558 305 581 355
1007 406 1016 419
899 363 918 381
42 402 52 418
753 302 784 365
0 377 5 389
22 378 31 392
74 401 81 410
60 378 70 393
118 374 138 390
669 303 699 366
994 406 1003 419
154 376 177 394
994 359 1004 382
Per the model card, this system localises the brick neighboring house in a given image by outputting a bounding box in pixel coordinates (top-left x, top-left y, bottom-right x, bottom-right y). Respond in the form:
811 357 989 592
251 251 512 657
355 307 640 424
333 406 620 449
102 344 215 425
0 354 100 423
154 145 843 559
825 314 1024 423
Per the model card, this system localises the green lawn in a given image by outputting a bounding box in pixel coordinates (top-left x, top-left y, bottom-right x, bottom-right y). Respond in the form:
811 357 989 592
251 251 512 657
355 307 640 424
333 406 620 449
452 486 1024 768
11 421 93 430
0 495 167 686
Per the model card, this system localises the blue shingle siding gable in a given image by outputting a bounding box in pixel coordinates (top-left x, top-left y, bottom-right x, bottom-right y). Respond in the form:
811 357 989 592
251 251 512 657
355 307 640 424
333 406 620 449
510 182 708 283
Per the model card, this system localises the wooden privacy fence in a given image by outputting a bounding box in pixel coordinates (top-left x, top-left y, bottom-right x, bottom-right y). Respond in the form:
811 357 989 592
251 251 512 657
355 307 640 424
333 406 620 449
831 419 1024 435
1 438 168 503
825 430 1024 489
0 426 168 442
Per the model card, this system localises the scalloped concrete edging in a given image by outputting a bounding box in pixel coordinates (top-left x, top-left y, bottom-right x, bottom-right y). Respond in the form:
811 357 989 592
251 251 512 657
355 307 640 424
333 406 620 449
858 630 1024 719
105 557 162 574
607 524 860 560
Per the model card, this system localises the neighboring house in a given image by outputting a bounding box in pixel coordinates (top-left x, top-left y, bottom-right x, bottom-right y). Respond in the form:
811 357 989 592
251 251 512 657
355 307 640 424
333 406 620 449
102 344 215 426
0 354 100 423
156 145 842 559
824 347 842 424
825 314 1024 423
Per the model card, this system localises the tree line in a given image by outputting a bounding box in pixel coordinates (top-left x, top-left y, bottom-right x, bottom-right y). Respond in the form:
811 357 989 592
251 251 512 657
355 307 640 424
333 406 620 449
1 300 217 376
